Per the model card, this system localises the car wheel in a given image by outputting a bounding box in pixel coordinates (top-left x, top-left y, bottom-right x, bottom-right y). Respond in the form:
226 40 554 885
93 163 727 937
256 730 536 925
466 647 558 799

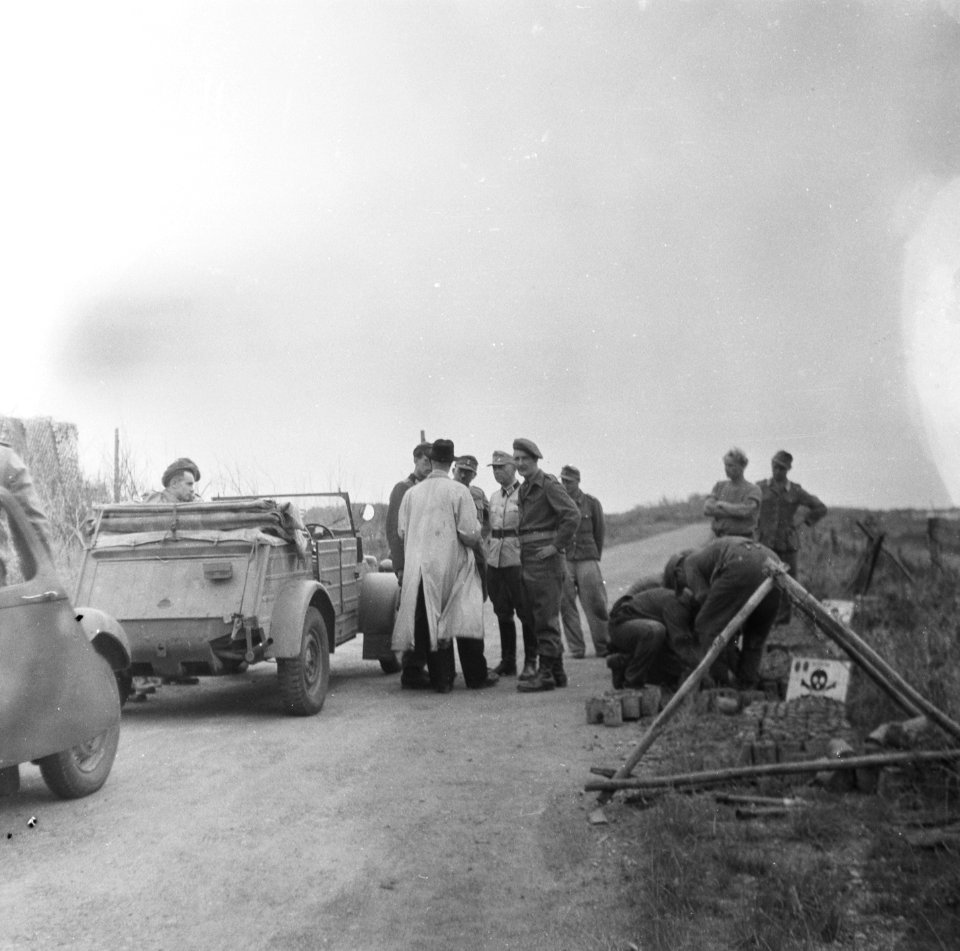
37 722 121 799
277 606 330 716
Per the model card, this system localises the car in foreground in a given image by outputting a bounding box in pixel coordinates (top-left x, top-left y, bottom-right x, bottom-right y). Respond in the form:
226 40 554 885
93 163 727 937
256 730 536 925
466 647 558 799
0 487 130 799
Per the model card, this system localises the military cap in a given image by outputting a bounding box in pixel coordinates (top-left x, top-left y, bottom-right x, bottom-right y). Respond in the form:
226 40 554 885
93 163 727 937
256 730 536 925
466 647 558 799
512 438 542 460
455 454 479 473
486 450 514 467
560 465 581 481
161 457 200 488
431 438 455 464
663 549 692 592
772 450 793 468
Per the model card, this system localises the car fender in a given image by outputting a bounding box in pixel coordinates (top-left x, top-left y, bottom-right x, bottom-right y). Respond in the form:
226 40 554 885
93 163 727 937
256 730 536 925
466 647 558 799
75 607 131 672
268 580 336 658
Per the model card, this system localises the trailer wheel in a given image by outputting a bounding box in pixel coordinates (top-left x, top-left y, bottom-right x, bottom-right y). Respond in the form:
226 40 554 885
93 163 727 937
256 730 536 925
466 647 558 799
277 606 330 716
38 722 120 799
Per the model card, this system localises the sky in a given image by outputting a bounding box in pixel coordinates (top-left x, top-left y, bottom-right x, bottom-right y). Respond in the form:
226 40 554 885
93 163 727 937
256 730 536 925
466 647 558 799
2 0 959 513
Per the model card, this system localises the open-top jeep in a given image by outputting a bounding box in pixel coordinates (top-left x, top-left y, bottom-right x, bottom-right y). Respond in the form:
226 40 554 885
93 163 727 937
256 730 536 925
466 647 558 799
74 492 399 716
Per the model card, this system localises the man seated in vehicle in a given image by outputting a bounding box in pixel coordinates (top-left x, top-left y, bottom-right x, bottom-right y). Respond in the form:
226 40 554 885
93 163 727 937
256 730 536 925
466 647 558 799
142 458 202 503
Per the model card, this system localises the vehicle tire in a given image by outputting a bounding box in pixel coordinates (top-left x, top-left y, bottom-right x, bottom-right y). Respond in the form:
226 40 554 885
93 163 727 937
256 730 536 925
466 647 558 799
379 653 402 675
115 670 134 707
277 606 330 716
38 722 121 799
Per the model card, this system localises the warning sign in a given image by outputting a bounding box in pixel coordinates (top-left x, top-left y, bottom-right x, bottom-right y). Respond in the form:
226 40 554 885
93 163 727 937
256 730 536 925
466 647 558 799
785 657 852 703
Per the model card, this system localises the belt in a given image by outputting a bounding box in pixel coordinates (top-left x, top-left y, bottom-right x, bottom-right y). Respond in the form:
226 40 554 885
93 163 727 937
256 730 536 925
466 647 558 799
518 530 556 544
491 529 518 538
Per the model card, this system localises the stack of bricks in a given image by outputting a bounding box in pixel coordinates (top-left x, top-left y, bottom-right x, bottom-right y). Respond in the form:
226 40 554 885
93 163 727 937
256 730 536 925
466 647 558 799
585 686 663 726
735 694 857 766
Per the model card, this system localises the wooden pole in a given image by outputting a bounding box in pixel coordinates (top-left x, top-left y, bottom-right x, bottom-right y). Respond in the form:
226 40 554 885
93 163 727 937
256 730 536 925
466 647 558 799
585 748 960 792
772 563 960 744
113 428 120 503
596 576 775 804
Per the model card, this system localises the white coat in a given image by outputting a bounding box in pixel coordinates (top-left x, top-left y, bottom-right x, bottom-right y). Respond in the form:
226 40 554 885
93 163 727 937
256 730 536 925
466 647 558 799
393 471 484 651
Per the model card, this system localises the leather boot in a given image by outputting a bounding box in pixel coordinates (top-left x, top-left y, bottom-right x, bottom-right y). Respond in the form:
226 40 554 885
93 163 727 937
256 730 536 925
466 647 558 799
552 656 568 688
516 658 556 692
518 659 537 681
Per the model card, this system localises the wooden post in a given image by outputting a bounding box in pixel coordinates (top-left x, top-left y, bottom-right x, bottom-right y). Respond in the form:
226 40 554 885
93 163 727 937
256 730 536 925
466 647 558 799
596 576 776 805
772 563 960 744
113 428 120 503
586 748 960 793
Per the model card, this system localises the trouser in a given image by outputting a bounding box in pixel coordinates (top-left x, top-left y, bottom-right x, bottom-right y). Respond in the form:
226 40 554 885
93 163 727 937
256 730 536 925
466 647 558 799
520 546 564 660
693 559 780 689
406 583 489 689
608 618 684 688
560 559 609 655
487 564 536 666
772 548 798 625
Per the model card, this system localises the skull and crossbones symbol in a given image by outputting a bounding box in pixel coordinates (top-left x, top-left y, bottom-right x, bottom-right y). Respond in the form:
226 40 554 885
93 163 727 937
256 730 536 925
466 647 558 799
801 666 836 692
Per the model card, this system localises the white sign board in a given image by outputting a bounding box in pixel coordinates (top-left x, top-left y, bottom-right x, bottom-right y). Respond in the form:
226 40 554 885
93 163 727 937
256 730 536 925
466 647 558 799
785 657 852 703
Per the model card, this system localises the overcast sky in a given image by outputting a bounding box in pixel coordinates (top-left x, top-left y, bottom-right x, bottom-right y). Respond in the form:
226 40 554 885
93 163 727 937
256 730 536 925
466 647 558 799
2 1 959 512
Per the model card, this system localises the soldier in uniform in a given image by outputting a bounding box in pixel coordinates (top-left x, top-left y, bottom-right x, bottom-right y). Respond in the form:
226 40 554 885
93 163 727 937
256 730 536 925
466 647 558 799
756 450 827 625
558 464 609 658
143 458 202 503
453 454 489 530
0 442 54 583
484 450 536 679
512 438 580 693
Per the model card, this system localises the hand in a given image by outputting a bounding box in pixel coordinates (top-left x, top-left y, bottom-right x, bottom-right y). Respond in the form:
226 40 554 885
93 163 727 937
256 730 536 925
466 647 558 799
536 544 558 560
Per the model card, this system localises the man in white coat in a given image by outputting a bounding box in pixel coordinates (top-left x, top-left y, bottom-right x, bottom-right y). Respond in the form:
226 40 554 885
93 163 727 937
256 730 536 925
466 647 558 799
393 438 499 693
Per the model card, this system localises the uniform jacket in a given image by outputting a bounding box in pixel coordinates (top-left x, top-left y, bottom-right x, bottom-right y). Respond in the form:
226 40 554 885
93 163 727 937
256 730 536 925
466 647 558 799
0 443 53 557
564 487 604 561
681 537 778 605
517 469 580 551
393 471 484 650
385 473 418 570
756 479 827 553
485 481 521 568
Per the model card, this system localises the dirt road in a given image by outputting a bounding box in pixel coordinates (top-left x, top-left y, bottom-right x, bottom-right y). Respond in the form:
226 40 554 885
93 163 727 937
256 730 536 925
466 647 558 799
1 525 710 951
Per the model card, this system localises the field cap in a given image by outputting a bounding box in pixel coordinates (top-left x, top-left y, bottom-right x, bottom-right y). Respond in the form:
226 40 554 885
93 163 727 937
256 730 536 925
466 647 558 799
413 442 433 460
560 465 580 481
455 454 479 473
772 450 793 468
487 450 513 467
512 438 542 460
431 438 455 464
162 457 200 487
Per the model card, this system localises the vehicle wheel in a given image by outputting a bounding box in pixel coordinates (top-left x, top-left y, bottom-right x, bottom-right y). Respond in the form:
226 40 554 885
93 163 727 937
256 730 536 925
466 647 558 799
379 653 402 675
277 606 330 716
38 722 121 799
116 670 134 707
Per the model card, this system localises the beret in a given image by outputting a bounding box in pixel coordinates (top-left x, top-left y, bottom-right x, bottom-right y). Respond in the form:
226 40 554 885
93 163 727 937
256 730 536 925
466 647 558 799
560 465 580 481
162 457 200 487
512 438 542 460
431 438 455 464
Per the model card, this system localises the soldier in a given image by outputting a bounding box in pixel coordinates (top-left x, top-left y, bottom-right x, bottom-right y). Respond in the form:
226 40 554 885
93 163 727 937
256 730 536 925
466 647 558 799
667 537 782 690
385 442 433 689
558 465 609 658
0 442 54 583
142 457 202 503
484 450 536 680
703 447 761 538
756 450 828 625
386 443 433 577
512 438 580 693
394 439 498 692
453 454 489 531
